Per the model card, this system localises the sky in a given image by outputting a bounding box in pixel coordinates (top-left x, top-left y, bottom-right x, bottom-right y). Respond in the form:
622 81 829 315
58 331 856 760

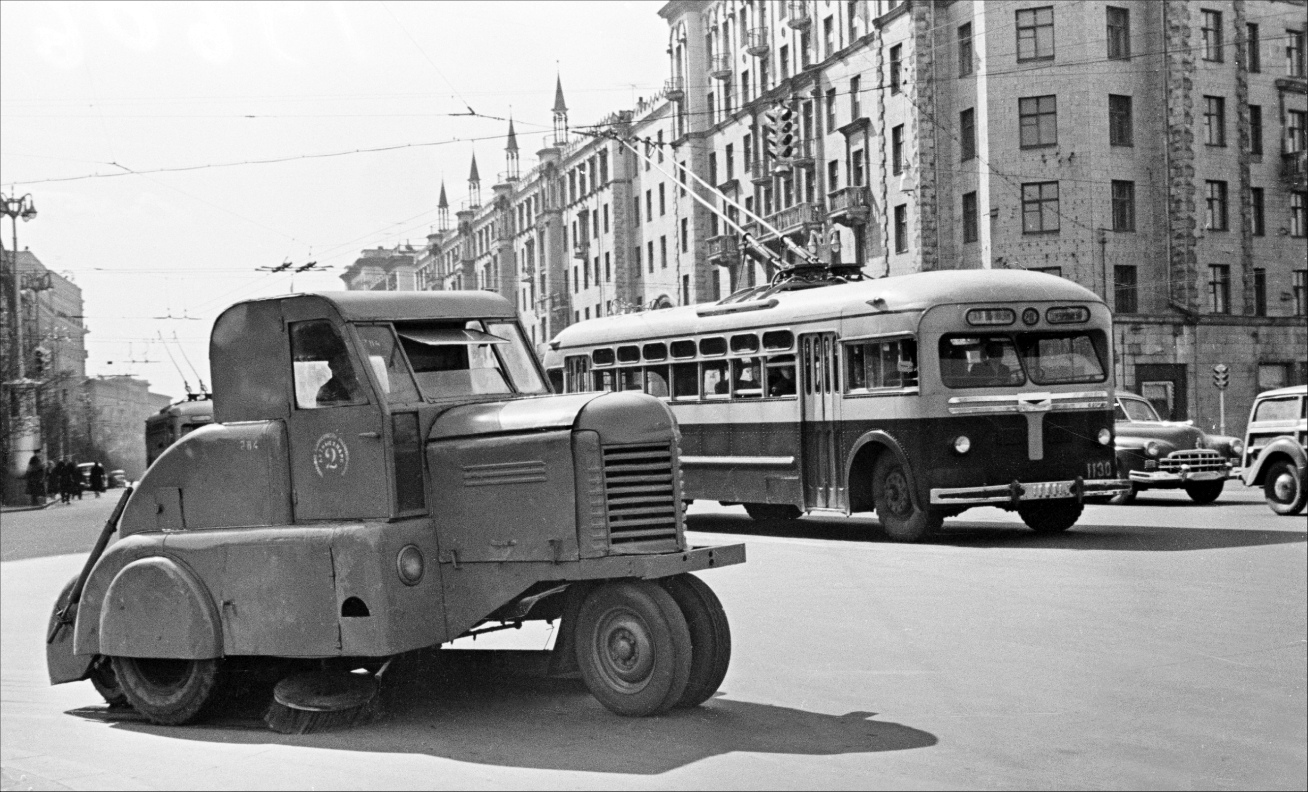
1 1 670 400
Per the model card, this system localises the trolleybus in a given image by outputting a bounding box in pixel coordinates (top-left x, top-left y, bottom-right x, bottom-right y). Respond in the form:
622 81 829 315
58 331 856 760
145 394 213 466
545 269 1128 541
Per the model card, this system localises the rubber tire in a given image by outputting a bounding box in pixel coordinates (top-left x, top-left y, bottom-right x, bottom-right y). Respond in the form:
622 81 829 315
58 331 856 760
1263 460 1307 516
574 580 692 717
660 574 731 709
89 657 130 709
742 503 802 521
1017 501 1084 533
112 656 223 725
1184 479 1225 504
872 454 942 542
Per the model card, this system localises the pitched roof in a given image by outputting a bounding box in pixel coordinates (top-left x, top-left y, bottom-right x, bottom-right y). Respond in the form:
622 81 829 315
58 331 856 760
552 75 568 114
468 152 480 183
506 118 519 152
437 180 448 209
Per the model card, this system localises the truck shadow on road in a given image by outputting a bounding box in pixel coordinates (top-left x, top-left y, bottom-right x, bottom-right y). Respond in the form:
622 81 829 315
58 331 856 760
687 513 1307 552
71 651 937 773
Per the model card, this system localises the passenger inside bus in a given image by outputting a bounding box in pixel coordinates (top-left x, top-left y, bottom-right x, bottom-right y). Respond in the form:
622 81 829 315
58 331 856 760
704 361 729 397
732 358 762 397
768 365 796 396
970 341 1015 383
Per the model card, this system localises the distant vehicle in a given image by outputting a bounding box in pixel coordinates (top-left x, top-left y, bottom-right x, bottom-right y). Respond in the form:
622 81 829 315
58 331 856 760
76 462 95 489
144 394 213 467
1240 384 1307 515
108 469 127 488
1110 393 1242 504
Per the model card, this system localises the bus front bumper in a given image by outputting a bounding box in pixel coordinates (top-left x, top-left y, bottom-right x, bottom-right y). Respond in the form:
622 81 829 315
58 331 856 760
930 478 1130 506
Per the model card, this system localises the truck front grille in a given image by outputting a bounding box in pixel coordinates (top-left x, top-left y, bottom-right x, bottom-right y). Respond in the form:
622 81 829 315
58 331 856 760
1160 449 1227 473
602 443 679 548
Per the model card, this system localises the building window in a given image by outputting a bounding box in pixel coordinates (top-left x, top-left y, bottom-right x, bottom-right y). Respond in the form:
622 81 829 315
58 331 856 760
1289 110 1307 153
1202 10 1223 62
743 135 752 170
1206 180 1229 230
1292 192 1306 237
823 15 834 58
958 23 973 77
1209 264 1231 314
894 204 908 253
891 125 904 174
850 75 861 118
707 92 715 123
828 159 839 191
1252 187 1265 236
1111 180 1135 232
780 44 790 80
1288 29 1305 77
647 241 654 274
1108 94 1133 146
1019 95 1057 148
1021 181 1060 234
646 190 653 222
1254 268 1267 316
960 108 976 161
852 148 866 186
1115 265 1138 313
1203 96 1226 146
633 245 641 276
1247 23 1261 72
725 144 734 181
1016 6 1054 62
962 191 978 243
681 218 689 253
825 88 837 128
1294 270 1307 315
1107 6 1130 60
660 236 667 268
889 45 901 94
659 183 666 216
1250 105 1263 156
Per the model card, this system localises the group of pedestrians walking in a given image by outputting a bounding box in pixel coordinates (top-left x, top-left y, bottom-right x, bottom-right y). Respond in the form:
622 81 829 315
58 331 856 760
23 455 105 507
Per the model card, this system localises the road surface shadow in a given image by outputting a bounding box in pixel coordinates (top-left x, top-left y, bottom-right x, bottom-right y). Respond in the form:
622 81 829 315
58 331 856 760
687 513 1307 552
67 650 936 774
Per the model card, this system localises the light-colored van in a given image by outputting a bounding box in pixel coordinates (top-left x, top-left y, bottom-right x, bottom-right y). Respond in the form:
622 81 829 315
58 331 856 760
1241 385 1307 515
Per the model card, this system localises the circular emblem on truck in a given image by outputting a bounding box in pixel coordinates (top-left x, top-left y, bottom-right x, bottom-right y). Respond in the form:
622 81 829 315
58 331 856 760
312 433 350 477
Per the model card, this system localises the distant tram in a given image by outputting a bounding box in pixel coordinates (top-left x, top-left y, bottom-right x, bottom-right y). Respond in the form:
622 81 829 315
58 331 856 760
145 394 214 466
545 269 1129 541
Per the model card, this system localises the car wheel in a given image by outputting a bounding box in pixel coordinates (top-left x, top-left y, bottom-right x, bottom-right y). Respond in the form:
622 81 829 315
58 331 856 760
1183 479 1225 504
1263 460 1306 516
112 656 223 725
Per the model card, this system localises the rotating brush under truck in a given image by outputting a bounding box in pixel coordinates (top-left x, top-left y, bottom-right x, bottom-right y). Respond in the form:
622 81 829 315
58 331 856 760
46 291 744 725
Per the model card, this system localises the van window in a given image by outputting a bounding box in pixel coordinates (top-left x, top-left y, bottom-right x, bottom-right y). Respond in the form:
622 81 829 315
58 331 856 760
1252 396 1301 423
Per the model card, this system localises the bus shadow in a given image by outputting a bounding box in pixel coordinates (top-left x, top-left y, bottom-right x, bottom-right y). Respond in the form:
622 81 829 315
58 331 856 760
686 513 1307 552
71 651 937 775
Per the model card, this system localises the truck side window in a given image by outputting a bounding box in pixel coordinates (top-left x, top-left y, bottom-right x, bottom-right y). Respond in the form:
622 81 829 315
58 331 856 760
290 321 366 409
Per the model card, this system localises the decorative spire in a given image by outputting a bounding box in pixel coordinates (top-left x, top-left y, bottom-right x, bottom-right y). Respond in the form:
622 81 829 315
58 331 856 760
552 74 568 114
437 179 450 231
506 117 519 152
437 180 449 209
468 152 481 185
551 74 568 146
467 152 481 207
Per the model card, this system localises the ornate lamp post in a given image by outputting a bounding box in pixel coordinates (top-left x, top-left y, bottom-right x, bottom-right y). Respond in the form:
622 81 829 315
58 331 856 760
2 192 40 500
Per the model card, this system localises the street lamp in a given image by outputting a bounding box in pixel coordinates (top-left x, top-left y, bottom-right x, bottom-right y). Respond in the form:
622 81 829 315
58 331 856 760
1 191 40 503
2 192 38 381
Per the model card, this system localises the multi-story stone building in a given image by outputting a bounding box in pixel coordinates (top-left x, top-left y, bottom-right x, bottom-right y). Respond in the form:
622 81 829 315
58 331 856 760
347 0 1306 437
83 375 171 479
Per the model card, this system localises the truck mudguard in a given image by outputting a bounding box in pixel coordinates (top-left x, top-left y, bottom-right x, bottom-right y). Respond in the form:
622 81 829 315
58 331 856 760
98 556 223 659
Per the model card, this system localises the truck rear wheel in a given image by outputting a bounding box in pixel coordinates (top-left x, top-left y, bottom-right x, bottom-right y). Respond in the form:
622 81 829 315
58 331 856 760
872 454 942 542
1184 479 1225 504
574 580 691 717
742 503 802 522
1263 460 1306 516
1018 501 1083 533
112 656 223 725
89 656 129 708
660 574 730 709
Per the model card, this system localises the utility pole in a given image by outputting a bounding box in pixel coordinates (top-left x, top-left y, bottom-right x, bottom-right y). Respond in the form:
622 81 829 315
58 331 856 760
1 191 40 502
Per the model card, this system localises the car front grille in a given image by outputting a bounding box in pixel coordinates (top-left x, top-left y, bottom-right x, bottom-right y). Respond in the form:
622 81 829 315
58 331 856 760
601 443 679 549
1160 449 1227 473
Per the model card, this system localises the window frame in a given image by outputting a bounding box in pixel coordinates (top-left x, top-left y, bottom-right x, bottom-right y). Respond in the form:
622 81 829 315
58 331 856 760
1018 95 1058 149
1016 6 1055 63
1202 9 1223 62
1108 94 1133 147
1106 6 1130 60
1021 181 1061 235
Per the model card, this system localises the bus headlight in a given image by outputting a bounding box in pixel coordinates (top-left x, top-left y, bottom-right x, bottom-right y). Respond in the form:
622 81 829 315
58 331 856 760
1145 441 1161 458
953 435 971 454
1097 428 1112 445
397 545 424 585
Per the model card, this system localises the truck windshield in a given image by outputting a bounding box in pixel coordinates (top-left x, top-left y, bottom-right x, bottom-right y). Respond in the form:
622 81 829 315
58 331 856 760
394 320 546 399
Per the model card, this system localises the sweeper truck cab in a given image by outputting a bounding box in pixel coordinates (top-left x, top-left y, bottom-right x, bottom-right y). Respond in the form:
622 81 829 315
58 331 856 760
47 291 744 724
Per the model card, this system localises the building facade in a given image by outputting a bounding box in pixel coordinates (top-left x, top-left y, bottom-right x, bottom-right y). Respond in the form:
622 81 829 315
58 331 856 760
83 375 171 480
345 0 1307 438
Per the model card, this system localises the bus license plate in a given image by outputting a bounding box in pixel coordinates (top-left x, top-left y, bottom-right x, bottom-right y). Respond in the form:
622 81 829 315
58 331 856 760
1027 481 1072 500
1085 459 1114 479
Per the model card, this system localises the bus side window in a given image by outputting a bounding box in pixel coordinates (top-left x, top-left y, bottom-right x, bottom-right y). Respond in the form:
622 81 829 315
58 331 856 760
732 357 762 398
703 361 729 398
646 366 670 397
767 355 797 396
619 368 642 391
847 344 867 390
672 363 700 399
593 370 615 392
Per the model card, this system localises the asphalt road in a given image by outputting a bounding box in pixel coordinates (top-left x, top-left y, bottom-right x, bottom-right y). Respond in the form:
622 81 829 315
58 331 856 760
2 488 1304 790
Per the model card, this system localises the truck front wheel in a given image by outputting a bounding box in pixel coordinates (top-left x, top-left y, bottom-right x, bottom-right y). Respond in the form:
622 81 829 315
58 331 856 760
89 656 129 708
872 454 942 542
1263 460 1306 516
112 656 223 725
574 581 692 717
660 574 730 709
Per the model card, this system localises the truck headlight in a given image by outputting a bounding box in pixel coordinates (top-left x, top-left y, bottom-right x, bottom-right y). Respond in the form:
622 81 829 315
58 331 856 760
1097 428 1112 445
953 435 971 454
397 545 424 585
1145 441 1161 458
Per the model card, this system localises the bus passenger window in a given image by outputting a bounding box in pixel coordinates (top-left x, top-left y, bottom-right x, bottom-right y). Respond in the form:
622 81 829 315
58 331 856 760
672 363 700 399
593 370 615 392
619 368 642 391
732 358 763 398
703 361 729 398
646 366 670 397
767 355 797 396
847 345 867 390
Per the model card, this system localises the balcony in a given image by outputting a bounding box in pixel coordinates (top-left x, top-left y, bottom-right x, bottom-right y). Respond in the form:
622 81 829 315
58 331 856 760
1283 150 1308 190
664 76 685 102
710 54 733 81
746 27 769 57
786 1 811 29
827 186 872 225
765 201 825 238
573 241 589 260
748 158 772 185
706 234 741 265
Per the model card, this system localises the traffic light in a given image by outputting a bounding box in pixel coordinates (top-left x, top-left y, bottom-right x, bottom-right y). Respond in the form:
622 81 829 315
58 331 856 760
32 347 50 378
763 104 781 159
1212 363 1229 390
775 102 796 160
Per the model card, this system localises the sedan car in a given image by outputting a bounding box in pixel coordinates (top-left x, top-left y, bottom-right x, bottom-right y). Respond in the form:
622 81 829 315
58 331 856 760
1111 393 1242 504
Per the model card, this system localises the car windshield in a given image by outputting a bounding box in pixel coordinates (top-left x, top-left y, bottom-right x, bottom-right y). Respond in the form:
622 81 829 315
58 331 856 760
939 331 1107 389
1117 397 1160 422
393 320 546 399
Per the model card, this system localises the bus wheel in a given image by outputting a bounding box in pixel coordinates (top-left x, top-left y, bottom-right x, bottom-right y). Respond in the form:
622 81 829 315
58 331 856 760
1263 460 1306 515
872 455 942 542
743 503 802 521
112 656 223 725
660 574 731 709
1017 501 1083 533
574 581 692 717
89 656 129 708
1183 479 1225 504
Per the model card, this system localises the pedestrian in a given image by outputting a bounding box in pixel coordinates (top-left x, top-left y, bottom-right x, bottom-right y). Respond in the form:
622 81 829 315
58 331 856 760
45 461 56 501
89 461 105 498
73 460 84 500
24 455 46 507
57 458 75 504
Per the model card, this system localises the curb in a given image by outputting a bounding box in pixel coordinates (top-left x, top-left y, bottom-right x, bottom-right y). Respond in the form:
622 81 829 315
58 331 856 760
1 501 53 514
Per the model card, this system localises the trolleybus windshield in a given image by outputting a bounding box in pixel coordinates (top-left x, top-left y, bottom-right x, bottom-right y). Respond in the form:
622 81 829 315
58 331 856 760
939 331 1106 389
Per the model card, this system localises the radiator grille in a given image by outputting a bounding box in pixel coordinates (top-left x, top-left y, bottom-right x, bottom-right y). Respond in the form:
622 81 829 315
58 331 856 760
602 444 679 548
1160 449 1228 473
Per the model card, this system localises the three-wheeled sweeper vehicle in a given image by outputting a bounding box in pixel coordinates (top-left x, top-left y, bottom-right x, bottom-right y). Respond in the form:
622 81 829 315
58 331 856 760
47 291 744 725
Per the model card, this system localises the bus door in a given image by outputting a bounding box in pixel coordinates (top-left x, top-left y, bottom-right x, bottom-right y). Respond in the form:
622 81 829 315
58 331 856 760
800 333 842 509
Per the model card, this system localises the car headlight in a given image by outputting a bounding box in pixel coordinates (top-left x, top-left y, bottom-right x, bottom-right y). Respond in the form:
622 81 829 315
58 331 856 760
1231 439 1244 456
1145 441 1161 458
1097 428 1112 445
953 435 971 454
